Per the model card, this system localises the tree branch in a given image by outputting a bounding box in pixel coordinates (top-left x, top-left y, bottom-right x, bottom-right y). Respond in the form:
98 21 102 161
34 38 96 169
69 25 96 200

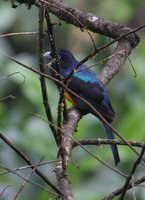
0 133 62 196
104 165 145 200
38 3 58 145
119 146 145 200
73 138 145 149
55 107 81 200
41 0 139 46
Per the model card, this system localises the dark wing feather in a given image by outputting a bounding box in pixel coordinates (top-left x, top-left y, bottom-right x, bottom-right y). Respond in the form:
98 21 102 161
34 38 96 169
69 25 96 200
67 76 114 123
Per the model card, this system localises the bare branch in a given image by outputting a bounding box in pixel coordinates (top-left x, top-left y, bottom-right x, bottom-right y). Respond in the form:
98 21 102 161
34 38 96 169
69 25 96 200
103 146 145 200
0 133 62 196
0 31 38 38
119 146 145 200
0 163 53 195
73 138 145 149
103 174 145 200
0 95 15 102
13 157 44 200
0 185 11 197
38 4 58 145
0 159 59 176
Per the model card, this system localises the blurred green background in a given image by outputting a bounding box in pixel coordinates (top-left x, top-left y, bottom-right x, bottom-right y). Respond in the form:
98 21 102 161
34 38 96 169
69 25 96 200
0 0 145 199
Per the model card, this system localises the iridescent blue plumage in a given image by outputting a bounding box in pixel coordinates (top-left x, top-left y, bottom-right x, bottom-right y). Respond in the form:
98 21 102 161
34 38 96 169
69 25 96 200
61 62 97 83
44 48 120 165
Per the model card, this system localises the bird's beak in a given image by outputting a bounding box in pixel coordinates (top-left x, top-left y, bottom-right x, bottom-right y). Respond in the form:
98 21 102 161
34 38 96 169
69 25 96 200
43 51 52 61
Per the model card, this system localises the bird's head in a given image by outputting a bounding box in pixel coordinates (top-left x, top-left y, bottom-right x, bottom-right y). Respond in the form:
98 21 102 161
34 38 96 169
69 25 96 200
44 48 75 61
43 48 77 71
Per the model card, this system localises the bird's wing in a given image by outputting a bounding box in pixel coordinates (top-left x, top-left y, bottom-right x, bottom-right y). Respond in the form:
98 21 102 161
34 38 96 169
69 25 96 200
68 76 104 103
67 76 114 122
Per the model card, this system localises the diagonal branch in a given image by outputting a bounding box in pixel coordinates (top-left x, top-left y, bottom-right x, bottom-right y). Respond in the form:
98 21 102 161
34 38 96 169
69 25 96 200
119 146 145 200
104 160 145 200
13 157 44 200
0 163 54 194
0 133 62 196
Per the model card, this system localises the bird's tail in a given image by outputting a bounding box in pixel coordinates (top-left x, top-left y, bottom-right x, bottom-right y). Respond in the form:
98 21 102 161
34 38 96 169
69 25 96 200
103 123 120 165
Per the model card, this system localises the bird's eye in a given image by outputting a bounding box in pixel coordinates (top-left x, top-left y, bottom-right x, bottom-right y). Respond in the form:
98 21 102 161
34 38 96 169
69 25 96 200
58 55 61 60
50 52 53 57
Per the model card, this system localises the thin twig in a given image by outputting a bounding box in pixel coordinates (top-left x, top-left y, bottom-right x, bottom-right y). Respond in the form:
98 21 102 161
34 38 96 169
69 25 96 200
0 185 11 197
0 163 54 195
13 157 44 200
0 31 38 38
103 174 145 200
119 146 145 200
0 133 62 196
127 55 137 78
0 95 15 102
0 72 25 84
0 159 59 176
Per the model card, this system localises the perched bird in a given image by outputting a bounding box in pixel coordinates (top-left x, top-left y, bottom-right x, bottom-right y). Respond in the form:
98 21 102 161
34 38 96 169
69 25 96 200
44 48 120 165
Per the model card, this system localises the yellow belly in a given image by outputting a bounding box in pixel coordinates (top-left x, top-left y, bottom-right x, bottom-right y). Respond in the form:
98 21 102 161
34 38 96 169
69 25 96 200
64 90 78 106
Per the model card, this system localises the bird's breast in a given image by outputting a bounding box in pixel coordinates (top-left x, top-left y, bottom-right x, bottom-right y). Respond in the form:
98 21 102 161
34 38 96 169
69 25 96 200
64 90 78 107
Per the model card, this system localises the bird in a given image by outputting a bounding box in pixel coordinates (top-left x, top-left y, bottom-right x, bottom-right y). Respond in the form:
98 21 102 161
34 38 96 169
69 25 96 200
44 48 120 165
